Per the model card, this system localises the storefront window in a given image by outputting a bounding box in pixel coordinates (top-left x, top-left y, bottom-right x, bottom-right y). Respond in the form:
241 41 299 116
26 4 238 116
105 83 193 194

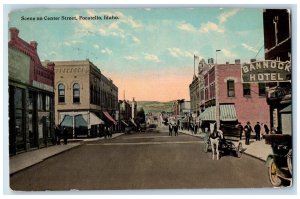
14 88 25 151
46 95 51 111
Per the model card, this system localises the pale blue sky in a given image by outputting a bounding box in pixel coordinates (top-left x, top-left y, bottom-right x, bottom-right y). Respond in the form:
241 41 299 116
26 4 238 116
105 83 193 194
8 7 265 101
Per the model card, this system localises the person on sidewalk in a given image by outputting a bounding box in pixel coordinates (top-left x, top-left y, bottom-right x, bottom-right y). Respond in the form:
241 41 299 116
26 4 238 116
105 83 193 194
236 122 243 140
174 123 179 136
169 122 173 136
244 121 253 145
63 127 68 145
254 122 261 141
264 123 270 135
54 125 61 145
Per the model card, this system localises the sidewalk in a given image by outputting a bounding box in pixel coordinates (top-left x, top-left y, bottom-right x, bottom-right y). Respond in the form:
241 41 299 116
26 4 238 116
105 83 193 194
180 129 272 162
9 133 124 175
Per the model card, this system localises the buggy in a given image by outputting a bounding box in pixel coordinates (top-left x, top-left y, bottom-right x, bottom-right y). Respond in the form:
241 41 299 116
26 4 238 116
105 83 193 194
203 125 243 158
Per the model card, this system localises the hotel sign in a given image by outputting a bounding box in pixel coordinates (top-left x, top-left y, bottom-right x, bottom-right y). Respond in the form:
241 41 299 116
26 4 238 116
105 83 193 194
241 60 291 83
32 80 54 92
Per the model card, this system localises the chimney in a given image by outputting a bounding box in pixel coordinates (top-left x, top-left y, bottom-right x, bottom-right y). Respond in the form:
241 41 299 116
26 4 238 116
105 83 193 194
30 41 38 51
47 62 55 71
235 59 241 64
9 27 19 40
250 59 256 62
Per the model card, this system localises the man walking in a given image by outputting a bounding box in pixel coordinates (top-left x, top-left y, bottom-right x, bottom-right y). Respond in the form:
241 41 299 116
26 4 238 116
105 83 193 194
254 122 261 141
244 121 253 145
168 122 173 136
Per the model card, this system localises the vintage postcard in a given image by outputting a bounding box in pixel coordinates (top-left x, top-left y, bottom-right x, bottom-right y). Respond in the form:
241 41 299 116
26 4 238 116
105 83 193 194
6 6 293 192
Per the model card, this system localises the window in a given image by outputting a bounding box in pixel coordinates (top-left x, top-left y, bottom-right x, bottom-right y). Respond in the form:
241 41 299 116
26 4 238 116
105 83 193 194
227 80 235 97
73 83 80 103
58 84 65 103
243 83 251 96
258 83 266 96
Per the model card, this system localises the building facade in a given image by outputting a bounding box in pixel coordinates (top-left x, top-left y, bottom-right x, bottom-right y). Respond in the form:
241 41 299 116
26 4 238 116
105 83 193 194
195 59 270 130
9 28 55 155
43 59 118 137
263 9 292 135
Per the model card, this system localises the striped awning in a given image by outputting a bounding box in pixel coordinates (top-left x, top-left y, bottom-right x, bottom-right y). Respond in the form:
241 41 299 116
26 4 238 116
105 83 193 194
199 106 216 121
220 104 237 121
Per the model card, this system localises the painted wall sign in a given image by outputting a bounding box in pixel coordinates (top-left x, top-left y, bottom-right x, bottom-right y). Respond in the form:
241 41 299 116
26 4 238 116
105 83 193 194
241 60 291 83
8 48 30 84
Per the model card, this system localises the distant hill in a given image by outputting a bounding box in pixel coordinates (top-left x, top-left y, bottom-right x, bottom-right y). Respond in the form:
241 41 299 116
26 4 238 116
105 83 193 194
137 101 174 113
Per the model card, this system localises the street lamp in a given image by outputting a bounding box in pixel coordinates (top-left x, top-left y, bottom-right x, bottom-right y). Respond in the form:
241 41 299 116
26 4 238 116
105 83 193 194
216 49 221 64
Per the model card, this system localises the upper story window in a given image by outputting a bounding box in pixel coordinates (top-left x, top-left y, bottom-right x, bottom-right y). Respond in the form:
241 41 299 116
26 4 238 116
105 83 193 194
73 83 80 103
227 80 235 97
258 83 266 96
58 83 65 103
243 83 251 96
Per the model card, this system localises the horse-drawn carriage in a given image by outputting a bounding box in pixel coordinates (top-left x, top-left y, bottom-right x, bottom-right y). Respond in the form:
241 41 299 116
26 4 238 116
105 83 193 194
203 125 243 159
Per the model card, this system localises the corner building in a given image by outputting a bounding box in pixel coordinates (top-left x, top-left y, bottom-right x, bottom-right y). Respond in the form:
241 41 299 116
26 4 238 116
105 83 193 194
43 59 118 138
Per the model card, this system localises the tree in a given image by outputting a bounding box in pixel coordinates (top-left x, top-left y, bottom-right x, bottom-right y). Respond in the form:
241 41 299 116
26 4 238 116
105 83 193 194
136 108 146 123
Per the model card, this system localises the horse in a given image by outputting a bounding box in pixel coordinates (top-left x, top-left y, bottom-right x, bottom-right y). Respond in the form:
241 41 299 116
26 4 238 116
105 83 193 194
209 129 224 160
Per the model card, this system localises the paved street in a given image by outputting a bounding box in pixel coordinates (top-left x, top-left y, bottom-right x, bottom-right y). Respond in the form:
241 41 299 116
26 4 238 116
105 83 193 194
10 127 272 191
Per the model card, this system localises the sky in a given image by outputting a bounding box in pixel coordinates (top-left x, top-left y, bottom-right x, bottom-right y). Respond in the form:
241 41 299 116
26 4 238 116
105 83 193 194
8 7 265 102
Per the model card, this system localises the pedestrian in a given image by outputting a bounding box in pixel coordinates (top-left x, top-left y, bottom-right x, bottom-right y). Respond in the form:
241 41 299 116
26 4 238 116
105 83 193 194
254 122 261 141
236 122 243 140
244 121 253 145
174 124 179 136
63 127 68 145
264 123 270 135
169 122 173 136
54 124 61 145
194 124 198 134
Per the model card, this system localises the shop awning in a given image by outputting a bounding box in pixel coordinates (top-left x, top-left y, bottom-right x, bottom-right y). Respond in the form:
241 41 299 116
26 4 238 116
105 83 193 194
89 112 105 125
60 115 73 127
280 104 292 113
60 112 104 128
121 120 129 126
103 111 117 125
220 104 237 121
199 106 216 121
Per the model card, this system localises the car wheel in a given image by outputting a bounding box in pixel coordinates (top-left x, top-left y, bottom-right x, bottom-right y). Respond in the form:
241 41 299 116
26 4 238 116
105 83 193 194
268 158 282 187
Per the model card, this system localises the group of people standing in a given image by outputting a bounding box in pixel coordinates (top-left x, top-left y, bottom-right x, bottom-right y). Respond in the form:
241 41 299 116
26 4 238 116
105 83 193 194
168 122 179 136
237 121 270 145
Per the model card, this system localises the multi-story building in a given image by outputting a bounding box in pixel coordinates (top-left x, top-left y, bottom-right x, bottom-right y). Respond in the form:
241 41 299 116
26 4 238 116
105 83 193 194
42 59 118 137
189 76 200 115
263 9 292 135
8 27 55 155
197 59 270 130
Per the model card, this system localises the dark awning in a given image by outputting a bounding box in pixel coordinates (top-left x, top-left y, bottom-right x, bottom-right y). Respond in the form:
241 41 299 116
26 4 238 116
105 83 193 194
103 111 117 125
220 104 237 121
280 104 291 113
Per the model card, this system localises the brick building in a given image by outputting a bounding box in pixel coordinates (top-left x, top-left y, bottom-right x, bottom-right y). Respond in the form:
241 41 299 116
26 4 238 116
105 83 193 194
42 59 118 137
263 9 292 135
9 27 55 155
192 58 270 131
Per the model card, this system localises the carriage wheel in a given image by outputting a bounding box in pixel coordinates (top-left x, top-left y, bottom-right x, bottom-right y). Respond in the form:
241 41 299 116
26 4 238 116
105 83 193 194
236 142 243 158
287 149 292 175
268 158 282 187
